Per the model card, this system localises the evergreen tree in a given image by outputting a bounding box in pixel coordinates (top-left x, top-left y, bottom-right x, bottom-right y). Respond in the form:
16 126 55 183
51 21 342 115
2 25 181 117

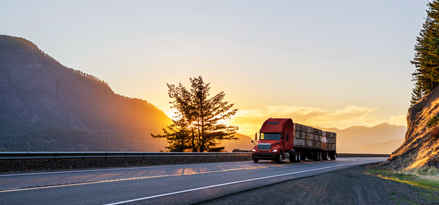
152 76 238 152
189 76 238 152
411 80 424 106
411 1 439 104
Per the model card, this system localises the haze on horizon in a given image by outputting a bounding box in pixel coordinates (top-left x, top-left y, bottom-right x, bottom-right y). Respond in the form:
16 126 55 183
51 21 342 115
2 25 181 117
0 1 426 136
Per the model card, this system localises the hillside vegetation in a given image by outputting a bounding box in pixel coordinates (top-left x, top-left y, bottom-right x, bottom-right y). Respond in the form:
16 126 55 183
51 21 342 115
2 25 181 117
0 35 171 151
388 85 439 169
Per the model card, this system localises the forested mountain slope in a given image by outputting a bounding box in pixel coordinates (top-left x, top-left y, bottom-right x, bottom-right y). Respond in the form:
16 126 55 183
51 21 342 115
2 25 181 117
0 35 171 151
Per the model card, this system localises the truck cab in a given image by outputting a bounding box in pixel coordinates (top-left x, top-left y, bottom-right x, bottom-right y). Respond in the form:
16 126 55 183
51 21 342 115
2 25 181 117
251 118 295 163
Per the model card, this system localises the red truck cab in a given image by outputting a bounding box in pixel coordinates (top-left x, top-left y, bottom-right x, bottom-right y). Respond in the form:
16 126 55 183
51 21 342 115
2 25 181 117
251 118 296 163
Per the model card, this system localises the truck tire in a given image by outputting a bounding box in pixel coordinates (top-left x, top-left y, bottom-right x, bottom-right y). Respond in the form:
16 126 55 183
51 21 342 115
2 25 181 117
330 152 337 160
253 158 259 163
276 153 283 164
323 152 329 160
289 151 296 163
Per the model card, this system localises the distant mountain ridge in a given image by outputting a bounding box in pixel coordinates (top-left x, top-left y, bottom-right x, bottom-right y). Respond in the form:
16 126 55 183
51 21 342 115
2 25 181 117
0 35 172 151
319 123 406 150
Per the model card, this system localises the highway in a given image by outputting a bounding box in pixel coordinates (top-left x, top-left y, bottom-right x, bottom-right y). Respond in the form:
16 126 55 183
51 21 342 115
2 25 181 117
0 157 386 205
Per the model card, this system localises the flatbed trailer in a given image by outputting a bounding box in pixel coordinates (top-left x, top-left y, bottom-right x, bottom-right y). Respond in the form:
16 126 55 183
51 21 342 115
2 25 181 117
252 118 337 163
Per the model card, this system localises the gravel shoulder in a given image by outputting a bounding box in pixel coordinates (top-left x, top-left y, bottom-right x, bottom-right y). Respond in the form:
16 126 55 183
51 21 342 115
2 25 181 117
196 164 439 205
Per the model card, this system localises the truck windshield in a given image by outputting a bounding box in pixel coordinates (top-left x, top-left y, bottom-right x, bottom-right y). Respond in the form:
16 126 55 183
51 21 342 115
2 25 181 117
261 133 281 140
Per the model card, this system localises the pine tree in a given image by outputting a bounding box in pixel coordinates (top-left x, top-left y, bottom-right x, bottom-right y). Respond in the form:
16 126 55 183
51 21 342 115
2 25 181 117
152 76 238 152
411 1 439 104
410 0 439 105
189 76 238 152
410 80 424 106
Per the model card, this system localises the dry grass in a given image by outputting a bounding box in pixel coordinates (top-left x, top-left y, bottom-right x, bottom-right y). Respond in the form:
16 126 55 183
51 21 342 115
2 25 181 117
401 167 439 182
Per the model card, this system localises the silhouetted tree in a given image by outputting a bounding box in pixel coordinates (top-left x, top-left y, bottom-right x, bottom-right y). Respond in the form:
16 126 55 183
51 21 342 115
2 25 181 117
152 76 238 152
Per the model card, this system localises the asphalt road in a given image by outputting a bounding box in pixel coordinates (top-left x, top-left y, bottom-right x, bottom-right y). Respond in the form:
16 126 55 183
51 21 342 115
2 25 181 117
0 157 386 205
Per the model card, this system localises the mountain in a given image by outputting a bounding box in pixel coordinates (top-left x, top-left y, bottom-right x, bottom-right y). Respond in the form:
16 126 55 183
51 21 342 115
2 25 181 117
388 86 439 169
0 35 172 151
338 138 404 154
320 123 407 150
221 133 254 152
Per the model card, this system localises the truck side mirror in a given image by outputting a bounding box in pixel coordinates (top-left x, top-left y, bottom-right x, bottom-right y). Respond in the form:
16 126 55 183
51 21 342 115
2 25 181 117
255 133 257 141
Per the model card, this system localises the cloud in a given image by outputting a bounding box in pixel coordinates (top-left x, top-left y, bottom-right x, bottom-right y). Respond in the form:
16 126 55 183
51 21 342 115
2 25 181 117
228 105 385 136
388 115 407 127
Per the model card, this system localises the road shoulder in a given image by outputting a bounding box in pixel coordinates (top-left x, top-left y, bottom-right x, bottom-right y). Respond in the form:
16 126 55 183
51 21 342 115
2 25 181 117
196 164 439 205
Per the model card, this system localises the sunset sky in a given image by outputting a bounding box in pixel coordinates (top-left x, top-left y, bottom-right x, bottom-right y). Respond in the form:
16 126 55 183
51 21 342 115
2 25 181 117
0 1 428 136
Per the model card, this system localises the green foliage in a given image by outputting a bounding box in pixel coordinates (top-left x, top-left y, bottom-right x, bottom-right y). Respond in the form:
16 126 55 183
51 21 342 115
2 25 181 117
366 167 439 192
152 76 239 152
411 1 439 104
411 80 425 106
427 116 439 128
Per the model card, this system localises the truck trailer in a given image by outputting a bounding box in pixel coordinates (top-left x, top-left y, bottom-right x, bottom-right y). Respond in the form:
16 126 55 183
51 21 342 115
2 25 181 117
251 118 337 163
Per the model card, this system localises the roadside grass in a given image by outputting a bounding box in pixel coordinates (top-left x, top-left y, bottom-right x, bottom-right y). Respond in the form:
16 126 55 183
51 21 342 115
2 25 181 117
364 166 439 192
365 165 439 204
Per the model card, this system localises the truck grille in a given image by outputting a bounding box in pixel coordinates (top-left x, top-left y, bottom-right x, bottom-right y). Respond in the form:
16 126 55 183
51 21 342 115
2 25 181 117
258 144 271 151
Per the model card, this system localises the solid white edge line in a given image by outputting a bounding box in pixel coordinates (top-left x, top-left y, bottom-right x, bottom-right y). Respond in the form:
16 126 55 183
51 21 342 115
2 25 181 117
104 160 378 205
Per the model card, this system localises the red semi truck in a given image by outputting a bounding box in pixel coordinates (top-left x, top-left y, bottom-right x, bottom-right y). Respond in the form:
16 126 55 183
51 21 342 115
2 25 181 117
251 118 337 163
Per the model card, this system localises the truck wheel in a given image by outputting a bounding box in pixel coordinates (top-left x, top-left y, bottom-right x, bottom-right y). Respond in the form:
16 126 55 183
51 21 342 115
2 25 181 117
324 152 329 160
276 153 283 164
253 158 259 163
289 151 296 163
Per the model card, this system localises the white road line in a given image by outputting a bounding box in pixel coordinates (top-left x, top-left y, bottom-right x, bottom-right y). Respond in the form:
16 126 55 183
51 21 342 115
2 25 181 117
104 161 376 205
0 161 244 177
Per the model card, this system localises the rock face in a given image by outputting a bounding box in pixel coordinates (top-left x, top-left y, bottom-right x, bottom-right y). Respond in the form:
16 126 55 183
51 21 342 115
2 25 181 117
388 86 439 169
0 35 171 151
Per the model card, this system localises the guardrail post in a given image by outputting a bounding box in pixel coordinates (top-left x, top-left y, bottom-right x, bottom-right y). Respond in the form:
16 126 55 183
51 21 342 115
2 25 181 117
206 156 208 163
157 157 160 165
21 160 25 171
225 156 227 162
184 157 186 164
142 157 144 166
124 158 127 167
81 158 84 169
172 156 174 165
104 157 107 167
52 159 56 170
195 156 197 163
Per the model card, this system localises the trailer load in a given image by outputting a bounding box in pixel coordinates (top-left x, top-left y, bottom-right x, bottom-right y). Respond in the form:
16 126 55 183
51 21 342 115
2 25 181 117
252 118 337 163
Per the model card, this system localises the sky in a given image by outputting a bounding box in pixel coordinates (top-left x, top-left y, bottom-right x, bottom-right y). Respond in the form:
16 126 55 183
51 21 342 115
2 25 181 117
0 1 429 136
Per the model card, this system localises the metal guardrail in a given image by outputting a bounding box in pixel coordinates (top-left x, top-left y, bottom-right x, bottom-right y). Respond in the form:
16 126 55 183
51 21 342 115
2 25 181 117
337 153 390 158
0 152 389 173
0 152 252 172
0 151 251 160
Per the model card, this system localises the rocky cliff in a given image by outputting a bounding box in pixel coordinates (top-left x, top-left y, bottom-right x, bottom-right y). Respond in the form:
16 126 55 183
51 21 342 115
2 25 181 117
387 86 439 169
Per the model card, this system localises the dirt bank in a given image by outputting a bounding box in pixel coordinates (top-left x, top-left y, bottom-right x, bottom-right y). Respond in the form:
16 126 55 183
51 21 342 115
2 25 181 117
197 164 439 205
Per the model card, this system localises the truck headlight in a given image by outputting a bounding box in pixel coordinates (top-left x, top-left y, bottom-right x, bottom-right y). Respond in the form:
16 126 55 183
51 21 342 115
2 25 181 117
272 149 278 152
252 149 256 152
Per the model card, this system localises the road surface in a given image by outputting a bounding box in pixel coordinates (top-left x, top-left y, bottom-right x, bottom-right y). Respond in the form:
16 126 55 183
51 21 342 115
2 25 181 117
0 157 386 204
